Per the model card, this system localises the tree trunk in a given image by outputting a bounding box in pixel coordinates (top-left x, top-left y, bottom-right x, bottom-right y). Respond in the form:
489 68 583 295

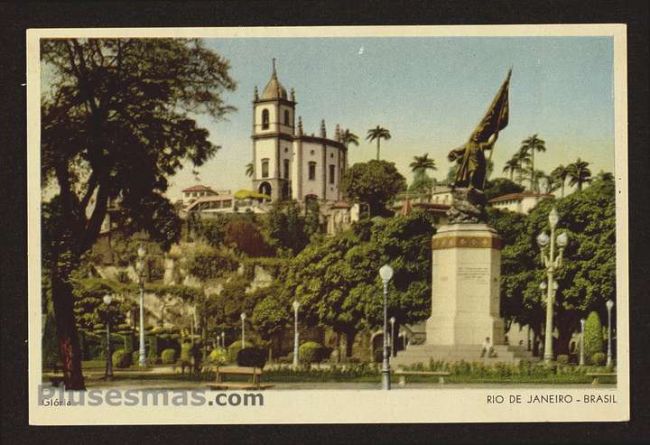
344 330 356 358
376 140 380 161
51 272 86 390
531 150 535 192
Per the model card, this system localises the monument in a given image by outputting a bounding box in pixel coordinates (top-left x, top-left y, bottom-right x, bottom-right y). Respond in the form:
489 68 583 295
394 70 530 365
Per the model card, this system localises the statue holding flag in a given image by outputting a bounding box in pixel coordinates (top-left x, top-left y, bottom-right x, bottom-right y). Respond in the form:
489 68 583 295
447 69 511 224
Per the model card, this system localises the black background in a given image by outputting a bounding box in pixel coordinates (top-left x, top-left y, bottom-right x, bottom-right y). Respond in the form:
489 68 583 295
1 1 648 444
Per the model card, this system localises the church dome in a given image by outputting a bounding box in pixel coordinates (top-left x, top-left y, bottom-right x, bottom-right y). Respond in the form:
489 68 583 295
260 59 288 100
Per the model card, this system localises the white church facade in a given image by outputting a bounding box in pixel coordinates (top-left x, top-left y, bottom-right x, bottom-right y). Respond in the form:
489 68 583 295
251 61 348 203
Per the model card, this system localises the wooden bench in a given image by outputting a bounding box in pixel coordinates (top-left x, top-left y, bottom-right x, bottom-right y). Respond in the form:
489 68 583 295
394 370 451 385
207 366 273 390
586 372 616 385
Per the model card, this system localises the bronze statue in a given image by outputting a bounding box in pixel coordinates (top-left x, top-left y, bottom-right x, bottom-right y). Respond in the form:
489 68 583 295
448 131 498 191
446 70 511 224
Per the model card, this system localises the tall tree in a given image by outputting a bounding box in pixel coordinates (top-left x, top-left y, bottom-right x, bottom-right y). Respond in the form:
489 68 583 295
340 160 406 216
366 125 391 160
409 153 436 174
550 165 569 197
245 162 254 178
519 134 546 191
514 148 531 186
340 129 359 149
408 154 437 195
503 157 519 181
567 158 592 191
41 38 236 388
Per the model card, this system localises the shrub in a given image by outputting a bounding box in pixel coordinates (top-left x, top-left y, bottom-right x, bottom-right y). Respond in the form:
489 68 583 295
237 347 267 368
591 352 606 366
208 348 228 366
227 341 254 363
180 342 193 363
556 354 570 365
299 342 326 364
112 349 131 368
161 348 177 364
584 311 604 359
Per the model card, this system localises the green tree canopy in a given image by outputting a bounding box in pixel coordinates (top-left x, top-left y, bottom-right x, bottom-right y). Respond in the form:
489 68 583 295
484 177 525 200
341 160 406 216
41 38 236 388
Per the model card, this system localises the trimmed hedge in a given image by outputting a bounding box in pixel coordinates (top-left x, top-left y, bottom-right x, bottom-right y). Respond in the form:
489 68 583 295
112 349 131 368
227 341 254 363
161 348 177 364
237 347 267 368
299 341 326 364
208 348 228 366
591 352 606 366
584 311 604 361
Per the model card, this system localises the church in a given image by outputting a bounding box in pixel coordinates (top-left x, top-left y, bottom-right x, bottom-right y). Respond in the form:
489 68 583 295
251 60 348 203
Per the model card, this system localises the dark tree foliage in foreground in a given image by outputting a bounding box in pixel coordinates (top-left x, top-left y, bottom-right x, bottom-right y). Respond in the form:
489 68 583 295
41 38 236 388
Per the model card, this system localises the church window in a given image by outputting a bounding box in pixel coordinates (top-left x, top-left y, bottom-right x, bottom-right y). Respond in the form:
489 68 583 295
329 164 335 184
261 109 270 130
284 109 290 125
284 159 290 179
261 158 270 178
308 162 317 180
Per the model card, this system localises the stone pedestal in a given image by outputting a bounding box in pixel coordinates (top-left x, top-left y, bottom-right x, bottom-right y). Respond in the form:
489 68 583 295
426 224 505 346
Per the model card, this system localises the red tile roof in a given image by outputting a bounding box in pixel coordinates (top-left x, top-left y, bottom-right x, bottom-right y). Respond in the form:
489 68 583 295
182 184 217 193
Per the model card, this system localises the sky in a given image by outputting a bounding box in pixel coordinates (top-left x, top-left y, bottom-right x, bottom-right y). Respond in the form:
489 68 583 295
157 36 615 201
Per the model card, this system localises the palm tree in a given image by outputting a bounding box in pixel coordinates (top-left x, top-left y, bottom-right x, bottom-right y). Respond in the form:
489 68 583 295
550 165 569 198
340 129 359 149
409 153 437 174
503 158 519 181
245 162 254 178
514 148 531 186
567 158 592 191
519 134 546 191
366 125 391 160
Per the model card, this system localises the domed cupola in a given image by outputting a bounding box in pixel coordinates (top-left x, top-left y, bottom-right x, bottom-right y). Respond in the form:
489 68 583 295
261 58 288 100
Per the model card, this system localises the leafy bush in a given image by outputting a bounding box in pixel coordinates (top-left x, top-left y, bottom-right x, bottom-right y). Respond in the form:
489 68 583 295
299 341 326 364
227 341 254 363
584 311 604 359
591 352 606 366
180 342 193 363
237 347 267 368
161 348 177 364
112 349 131 368
208 348 228 366
556 354 570 365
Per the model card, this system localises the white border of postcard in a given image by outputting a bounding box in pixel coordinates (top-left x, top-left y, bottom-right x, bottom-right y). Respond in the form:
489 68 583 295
27 24 629 424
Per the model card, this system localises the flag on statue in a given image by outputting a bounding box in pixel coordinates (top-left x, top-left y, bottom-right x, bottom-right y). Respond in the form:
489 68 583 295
471 69 511 143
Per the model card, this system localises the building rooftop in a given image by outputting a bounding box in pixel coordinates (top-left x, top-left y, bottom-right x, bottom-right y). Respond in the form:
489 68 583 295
261 59 288 101
182 184 217 194
489 191 554 203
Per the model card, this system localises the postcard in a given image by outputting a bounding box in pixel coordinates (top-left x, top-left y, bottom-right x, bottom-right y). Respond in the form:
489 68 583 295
28 24 628 424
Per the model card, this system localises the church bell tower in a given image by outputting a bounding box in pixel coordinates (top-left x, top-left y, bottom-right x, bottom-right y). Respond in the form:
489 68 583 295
251 59 296 201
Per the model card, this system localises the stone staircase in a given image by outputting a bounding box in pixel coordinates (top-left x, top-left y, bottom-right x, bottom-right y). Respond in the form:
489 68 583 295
391 344 536 368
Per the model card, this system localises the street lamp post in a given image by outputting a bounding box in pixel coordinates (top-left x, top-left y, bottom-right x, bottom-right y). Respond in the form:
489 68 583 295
292 300 300 368
579 318 586 366
536 208 568 364
221 331 225 349
240 313 246 348
135 244 147 367
389 317 396 357
103 294 114 380
606 299 614 368
379 264 394 390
